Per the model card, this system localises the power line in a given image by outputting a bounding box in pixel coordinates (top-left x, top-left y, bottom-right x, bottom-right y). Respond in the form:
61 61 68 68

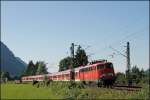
109 46 126 57
92 27 148 57
97 15 147 47
110 27 148 47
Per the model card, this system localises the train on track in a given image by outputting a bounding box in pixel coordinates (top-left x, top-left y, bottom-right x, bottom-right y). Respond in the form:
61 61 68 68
21 60 116 86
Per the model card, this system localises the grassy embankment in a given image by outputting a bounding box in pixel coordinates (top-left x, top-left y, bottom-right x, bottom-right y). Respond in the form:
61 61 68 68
1 82 149 99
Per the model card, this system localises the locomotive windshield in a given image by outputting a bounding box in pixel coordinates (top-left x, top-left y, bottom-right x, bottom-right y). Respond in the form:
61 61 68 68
97 63 113 69
105 63 113 68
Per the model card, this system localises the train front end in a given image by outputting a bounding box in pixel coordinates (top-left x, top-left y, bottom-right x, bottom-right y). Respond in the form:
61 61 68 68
97 62 116 86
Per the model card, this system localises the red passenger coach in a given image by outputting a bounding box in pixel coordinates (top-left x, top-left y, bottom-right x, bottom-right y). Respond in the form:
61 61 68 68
22 60 116 86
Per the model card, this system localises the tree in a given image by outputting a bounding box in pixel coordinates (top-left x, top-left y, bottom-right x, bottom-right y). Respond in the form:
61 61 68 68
131 65 140 74
130 65 149 84
34 61 40 75
59 57 72 71
131 65 140 84
115 72 126 84
58 45 88 71
139 68 145 79
5 72 10 80
23 60 35 76
74 45 88 67
142 68 149 84
1 72 6 82
36 61 48 75
22 61 48 76
1 72 10 82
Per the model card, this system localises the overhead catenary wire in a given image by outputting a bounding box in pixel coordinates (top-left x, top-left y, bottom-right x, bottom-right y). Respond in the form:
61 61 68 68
92 26 148 58
96 15 147 47
109 27 148 47
109 46 126 57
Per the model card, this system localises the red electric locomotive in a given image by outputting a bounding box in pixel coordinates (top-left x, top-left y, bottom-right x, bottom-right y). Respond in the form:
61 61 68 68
21 60 115 86
74 60 115 86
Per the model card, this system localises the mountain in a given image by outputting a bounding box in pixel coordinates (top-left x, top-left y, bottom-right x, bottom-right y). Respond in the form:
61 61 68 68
1 41 27 77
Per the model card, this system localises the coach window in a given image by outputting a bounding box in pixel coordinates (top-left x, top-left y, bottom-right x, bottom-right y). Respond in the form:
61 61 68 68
90 67 92 71
80 69 82 72
87 68 89 71
86 68 88 71
85 67 87 71
92 67 95 70
82 69 84 72
83 69 85 72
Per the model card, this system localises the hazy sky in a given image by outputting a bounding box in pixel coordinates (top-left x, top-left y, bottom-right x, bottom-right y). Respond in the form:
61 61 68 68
1 1 149 73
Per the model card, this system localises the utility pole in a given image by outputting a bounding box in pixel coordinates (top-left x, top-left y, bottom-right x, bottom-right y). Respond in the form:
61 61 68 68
109 42 132 86
70 43 75 81
126 42 132 86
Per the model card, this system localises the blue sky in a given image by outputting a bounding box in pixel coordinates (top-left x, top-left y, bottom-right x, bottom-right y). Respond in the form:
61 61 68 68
1 1 149 73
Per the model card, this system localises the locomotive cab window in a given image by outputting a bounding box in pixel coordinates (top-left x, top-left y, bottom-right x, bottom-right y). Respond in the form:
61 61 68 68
105 63 113 68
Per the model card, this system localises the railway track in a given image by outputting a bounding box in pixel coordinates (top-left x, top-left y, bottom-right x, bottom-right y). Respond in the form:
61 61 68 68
111 85 142 91
84 82 142 91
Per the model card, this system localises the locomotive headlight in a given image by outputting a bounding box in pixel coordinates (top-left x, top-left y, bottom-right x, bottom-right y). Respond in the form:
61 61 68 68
107 73 113 76
102 73 113 77
102 73 106 76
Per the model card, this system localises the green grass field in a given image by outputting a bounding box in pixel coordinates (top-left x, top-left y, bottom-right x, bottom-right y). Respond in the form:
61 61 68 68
1 82 149 99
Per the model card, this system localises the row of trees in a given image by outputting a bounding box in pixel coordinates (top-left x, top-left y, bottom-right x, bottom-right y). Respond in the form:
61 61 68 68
115 65 149 85
0 71 21 82
0 61 48 82
22 61 48 76
1 71 10 82
59 45 88 71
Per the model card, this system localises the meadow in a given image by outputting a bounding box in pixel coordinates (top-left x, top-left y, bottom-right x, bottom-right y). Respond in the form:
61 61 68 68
1 82 149 99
